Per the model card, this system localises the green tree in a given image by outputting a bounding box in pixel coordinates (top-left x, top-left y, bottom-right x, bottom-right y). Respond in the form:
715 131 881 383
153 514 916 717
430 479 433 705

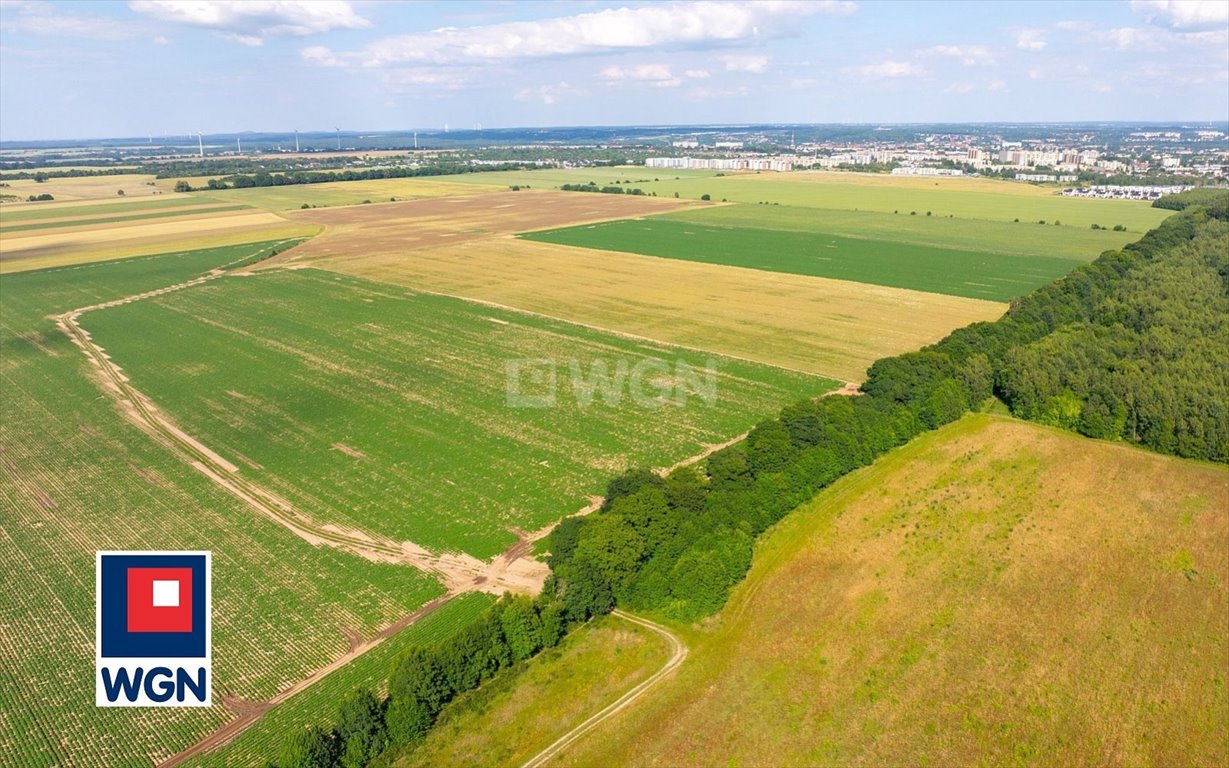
279 725 337 768
664 464 707 512
499 595 544 661
385 695 433 746
334 688 386 768
388 647 450 713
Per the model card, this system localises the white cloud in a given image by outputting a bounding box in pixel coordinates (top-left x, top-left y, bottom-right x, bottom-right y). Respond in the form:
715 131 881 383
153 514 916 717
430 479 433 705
3 1 149 40
1015 29 1047 51
599 64 682 88
309 1 853 68
1130 0 1229 31
129 1 369 45
922 44 996 66
721 54 769 73
685 69 711 79
689 84 751 100
1101 26 1166 50
515 81 583 105
856 59 923 78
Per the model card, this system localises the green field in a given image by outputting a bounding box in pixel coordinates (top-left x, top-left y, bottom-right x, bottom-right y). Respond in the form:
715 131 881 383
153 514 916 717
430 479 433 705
437 166 1170 232
186 594 494 767
80 268 835 559
663 202 1138 261
553 414 1229 766
0 243 446 766
523 218 1080 301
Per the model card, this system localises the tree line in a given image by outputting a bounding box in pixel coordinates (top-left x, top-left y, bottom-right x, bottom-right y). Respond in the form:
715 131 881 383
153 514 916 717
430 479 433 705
274 593 567 768
172 162 542 192
270 192 1228 766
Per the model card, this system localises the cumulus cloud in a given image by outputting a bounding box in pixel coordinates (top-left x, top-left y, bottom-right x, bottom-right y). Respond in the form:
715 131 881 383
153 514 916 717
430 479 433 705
1015 29 1047 50
306 1 853 68
3 1 149 40
599 64 683 88
129 0 369 45
1130 0 1229 31
515 81 583 105
721 54 770 73
856 59 923 78
922 44 996 66
1100 26 1166 50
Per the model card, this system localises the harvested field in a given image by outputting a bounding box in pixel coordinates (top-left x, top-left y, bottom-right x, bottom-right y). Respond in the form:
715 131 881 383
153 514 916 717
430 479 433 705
0 210 318 273
189 177 505 211
280 189 693 259
0 173 163 201
298 236 1005 381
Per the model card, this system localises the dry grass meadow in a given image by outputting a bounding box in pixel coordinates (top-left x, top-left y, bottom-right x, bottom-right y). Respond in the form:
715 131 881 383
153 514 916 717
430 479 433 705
551 414 1229 767
397 614 670 768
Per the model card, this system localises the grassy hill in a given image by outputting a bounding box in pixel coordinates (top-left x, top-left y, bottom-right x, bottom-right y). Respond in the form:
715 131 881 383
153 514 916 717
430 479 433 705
430 413 1228 766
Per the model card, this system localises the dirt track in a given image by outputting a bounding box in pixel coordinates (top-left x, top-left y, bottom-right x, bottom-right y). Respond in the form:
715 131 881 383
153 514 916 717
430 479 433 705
519 611 687 768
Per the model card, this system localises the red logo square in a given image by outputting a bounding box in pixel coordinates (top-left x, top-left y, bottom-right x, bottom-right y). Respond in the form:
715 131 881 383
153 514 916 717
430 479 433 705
127 567 193 633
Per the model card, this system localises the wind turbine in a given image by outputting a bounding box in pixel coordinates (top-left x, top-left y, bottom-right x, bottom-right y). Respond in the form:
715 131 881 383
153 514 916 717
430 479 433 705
335 127 341 151
236 135 242 154
294 129 300 152
197 132 204 158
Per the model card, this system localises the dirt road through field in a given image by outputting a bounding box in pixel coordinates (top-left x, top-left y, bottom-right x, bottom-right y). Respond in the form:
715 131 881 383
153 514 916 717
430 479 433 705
520 611 687 768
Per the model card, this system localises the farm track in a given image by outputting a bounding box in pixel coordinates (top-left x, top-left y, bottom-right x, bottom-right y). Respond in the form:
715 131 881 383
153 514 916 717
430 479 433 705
519 611 687 768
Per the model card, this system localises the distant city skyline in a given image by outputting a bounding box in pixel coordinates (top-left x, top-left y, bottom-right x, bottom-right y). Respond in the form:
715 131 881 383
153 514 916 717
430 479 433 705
1 0 1227 141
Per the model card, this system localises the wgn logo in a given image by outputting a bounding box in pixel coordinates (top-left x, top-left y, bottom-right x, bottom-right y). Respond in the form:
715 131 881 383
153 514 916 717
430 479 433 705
96 551 211 707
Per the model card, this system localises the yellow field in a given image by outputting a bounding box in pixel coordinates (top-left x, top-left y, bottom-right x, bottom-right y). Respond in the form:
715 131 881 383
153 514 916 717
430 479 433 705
553 414 1229 766
0 212 317 273
0 173 163 201
293 235 1004 381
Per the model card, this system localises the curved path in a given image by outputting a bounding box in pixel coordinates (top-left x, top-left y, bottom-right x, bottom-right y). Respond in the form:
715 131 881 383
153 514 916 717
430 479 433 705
520 611 687 768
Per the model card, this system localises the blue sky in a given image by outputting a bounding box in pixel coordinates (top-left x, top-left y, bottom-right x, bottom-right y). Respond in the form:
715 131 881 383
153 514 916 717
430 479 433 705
1 0 1226 140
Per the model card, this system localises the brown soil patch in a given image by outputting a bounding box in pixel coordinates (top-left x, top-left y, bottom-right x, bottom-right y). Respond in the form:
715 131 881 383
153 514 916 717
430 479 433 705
274 190 691 265
331 442 366 459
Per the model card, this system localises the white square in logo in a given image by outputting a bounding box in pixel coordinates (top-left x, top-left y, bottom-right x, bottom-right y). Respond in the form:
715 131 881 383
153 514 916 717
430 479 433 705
152 580 180 608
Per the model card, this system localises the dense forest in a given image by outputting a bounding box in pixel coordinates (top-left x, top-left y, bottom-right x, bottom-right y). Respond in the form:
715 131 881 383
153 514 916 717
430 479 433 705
270 194 1229 767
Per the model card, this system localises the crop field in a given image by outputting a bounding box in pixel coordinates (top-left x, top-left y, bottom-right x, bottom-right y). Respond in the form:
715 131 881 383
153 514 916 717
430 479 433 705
0 173 163 201
662 202 1139 261
311 237 1005 381
435 166 720 189
397 612 670 768
185 593 494 767
553 414 1229 767
0 195 206 222
523 218 1081 301
0 242 456 766
79 266 833 559
188 177 497 211
0 202 318 273
439 166 1171 233
280 189 692 260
